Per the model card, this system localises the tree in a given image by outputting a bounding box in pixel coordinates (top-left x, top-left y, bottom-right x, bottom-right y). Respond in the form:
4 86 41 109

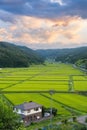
43 107 57 117
0 98 23 130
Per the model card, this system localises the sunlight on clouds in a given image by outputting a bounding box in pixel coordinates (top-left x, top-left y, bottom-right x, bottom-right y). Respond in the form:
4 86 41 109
10 25 17 31
0 15 87 48
0 28 7 34
18 15 83 41
18 16 53 29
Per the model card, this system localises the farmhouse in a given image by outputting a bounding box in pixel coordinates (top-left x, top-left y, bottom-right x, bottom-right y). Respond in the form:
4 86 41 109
14 101 42 123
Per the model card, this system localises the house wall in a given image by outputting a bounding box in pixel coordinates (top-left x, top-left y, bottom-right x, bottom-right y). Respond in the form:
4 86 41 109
14 105 43 123
14 107 42 116
23 112 42 123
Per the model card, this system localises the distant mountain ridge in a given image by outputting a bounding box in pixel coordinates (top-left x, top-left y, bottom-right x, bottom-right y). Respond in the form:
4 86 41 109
1 41 87 68
37 47 87 69
0 42 44 67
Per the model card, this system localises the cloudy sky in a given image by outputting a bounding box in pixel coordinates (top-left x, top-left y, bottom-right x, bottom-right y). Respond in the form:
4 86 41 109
0 0 87 49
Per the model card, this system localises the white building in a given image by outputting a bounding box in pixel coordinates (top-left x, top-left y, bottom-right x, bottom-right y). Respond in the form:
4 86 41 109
14 101 42 123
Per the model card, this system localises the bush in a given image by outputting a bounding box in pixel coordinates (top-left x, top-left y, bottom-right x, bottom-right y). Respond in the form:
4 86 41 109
73 116 77 122
61 119 68 124
85 117 87 123
0 99 22 130
43 107 57 117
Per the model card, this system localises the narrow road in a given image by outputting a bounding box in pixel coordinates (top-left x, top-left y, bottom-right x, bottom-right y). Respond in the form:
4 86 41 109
57 115 87 126
77 115 87 125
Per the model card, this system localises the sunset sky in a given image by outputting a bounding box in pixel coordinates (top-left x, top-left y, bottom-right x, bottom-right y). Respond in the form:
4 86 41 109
0 0 87 49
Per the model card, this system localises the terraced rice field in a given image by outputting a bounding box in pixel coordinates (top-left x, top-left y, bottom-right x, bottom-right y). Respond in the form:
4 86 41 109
0 63 87 116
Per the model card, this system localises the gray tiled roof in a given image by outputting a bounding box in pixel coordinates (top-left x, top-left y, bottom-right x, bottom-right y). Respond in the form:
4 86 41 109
15 102 42 110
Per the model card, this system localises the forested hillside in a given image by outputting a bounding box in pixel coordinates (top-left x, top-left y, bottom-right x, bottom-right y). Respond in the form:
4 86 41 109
0 42 44 67
37 47 87 69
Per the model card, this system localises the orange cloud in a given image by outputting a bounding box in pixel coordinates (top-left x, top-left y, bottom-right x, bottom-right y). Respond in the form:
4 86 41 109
0 15 87 48
10 25 17 31
0 28 7 34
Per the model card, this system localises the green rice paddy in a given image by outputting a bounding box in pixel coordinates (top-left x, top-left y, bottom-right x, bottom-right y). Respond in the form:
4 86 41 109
0 63 87 116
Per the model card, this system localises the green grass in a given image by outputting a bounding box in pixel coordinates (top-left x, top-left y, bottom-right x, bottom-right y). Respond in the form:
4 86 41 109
0 84 12 89
4 82 68 91
0 63 87 118
74 81 87 90
45 93 87 113
5 93 70 116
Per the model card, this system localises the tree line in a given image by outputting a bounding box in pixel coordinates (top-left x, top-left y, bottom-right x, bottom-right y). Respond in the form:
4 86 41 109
37 47 87 69
0 42 45 68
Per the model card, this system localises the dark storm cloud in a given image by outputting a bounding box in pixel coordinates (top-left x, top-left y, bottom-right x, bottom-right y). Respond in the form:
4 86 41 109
0 10 16 23
62 0 87 18
0 0 87 20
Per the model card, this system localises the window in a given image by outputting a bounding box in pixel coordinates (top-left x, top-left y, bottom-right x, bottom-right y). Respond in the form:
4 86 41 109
34 108 38 111
27 110 30 113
